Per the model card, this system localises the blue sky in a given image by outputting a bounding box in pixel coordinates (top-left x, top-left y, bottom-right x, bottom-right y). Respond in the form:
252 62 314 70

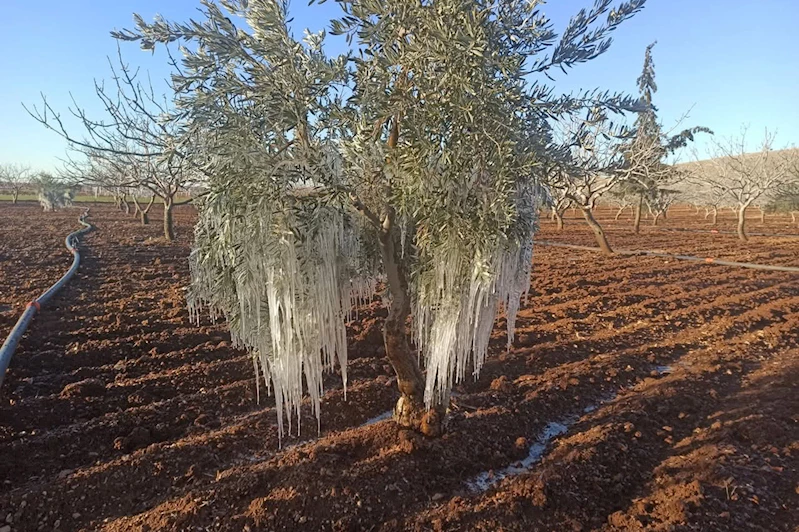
1 0 797 172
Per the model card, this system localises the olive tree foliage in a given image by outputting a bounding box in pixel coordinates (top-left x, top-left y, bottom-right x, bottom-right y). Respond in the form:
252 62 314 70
34 172 74 212
0 163 32 204
25 49 194 241
115 0 646 438
691 129 795 241
615 42 710 233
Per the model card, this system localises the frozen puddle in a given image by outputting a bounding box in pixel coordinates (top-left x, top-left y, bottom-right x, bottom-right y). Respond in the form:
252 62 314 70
361 410 393 427
466 364 674 492
467 419 574 492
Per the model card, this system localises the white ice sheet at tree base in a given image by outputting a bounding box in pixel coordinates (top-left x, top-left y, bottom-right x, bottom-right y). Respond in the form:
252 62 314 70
361 410 393 427
466 365 673 492
467 419 573 492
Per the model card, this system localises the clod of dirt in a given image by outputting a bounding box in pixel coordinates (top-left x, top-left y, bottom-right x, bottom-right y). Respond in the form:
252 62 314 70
193 414 220 428
129 427 152 447
490 375 514 393
60 378 106 398
514 437 529 451
114 427 152 452
398 429 421 452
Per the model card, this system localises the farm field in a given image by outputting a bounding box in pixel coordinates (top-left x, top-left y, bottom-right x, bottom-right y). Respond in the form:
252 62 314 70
0 202 797 531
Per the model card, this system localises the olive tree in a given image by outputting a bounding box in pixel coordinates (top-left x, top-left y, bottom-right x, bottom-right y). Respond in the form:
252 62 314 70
116 0 646 438
34 172 74 211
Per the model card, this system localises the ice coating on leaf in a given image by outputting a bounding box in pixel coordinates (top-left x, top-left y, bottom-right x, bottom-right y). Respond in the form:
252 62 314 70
188 198 377 441
413 182 538 408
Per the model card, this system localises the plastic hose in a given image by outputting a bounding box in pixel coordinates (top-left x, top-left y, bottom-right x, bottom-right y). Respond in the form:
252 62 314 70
656 227 799 239
536 240 799 273
0 210 94 390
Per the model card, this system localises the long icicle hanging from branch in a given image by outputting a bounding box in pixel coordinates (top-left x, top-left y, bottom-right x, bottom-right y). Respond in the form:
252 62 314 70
188 195 378 442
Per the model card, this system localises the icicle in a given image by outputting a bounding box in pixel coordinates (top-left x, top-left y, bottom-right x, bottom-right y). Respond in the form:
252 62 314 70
188 197 377 443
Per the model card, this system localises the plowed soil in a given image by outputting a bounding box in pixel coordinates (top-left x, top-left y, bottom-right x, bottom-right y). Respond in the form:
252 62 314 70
0 203 796 531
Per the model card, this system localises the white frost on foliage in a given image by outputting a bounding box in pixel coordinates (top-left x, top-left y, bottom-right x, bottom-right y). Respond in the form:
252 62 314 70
413 237 534 408
189 179 539 439
188 204 376 441
413 183 537 408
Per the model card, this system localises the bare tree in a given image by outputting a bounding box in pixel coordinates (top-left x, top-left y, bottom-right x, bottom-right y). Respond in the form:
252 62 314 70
764 151 799 226
546 113 628 253
25 46 194 240
692 128 794 241
608 190 634 221
538 158 572 230
0 163 32 204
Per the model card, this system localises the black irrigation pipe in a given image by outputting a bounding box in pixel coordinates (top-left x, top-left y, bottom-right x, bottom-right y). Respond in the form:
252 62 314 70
536 240 799 273
656 227 799 239
540 220 799 239
0 210 94 390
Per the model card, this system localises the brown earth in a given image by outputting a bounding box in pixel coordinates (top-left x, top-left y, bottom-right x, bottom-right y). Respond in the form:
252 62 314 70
0 202 796 531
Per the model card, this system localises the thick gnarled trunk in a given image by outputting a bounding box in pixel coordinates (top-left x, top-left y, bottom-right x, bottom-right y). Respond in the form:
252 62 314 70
378 223 445 437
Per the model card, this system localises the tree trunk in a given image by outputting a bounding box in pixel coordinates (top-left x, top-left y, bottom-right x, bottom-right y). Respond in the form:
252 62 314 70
652 212 661 226
122 195 131 214
633 194 643 234
737 205 748 242
580 206 613 254
11 190 19 204
711 206 718 226
554 210 564 231
614 206 625 221
791 211 798 225
132 196 154 225
759 208 765 225
378 223 444 437
163 199 175 241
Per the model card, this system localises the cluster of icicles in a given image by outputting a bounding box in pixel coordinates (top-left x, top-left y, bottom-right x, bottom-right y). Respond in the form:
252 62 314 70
189 191 538 441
